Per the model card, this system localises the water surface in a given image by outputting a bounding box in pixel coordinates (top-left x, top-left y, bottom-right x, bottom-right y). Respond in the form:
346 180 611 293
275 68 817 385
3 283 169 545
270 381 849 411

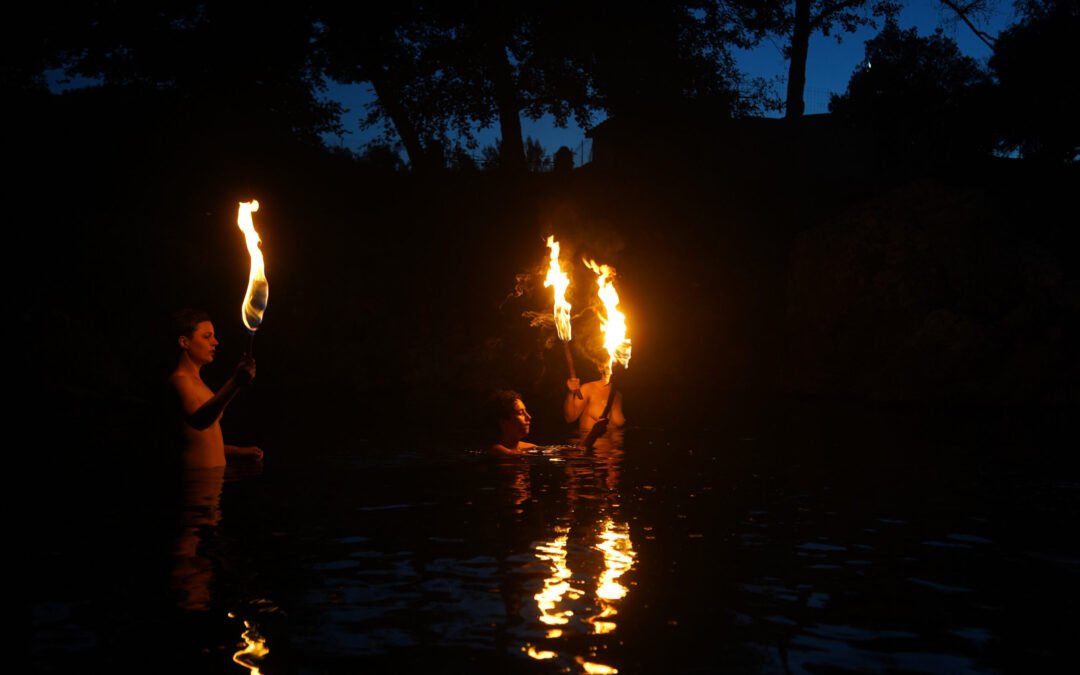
31 407 1077 673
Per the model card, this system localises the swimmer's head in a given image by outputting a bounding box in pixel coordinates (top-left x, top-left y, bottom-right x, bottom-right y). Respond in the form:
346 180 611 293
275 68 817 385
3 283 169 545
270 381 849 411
485 389 531 443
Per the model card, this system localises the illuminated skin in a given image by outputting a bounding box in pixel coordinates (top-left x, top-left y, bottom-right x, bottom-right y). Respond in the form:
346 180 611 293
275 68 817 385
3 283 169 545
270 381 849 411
564 378 625 439
170 320 263 468
490 398 537 454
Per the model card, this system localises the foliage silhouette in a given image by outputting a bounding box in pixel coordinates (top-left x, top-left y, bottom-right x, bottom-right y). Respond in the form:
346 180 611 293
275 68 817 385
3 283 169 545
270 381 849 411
989 0 1080 163
829 18 994 171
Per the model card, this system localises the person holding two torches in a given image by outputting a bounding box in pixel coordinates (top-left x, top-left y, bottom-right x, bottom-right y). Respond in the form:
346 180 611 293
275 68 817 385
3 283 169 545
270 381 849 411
545 237 628 448
565 259 629 449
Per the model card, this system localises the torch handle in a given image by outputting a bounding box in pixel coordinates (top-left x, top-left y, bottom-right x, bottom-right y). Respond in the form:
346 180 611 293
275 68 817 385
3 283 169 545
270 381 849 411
600 367 618 420
562 341 582 399
585 366 619 451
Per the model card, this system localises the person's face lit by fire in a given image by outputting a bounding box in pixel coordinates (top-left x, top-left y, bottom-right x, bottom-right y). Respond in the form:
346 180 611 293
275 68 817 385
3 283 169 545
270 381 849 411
500 398 532 442
180 321 219 367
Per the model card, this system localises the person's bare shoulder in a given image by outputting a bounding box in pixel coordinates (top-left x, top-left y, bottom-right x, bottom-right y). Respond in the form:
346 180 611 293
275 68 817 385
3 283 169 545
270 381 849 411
169 369 211 415
168 369 188 388
170 370 202 393
488 442 537 455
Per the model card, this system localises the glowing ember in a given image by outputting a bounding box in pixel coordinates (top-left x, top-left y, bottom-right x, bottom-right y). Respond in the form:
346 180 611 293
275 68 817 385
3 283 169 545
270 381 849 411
237 200 268 333
543 236 573 341
584 259 631 379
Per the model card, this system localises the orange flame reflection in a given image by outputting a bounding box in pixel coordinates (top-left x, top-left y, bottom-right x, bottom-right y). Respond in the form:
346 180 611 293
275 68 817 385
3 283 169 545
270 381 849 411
578 658 619 674
595 520 634 600
231 618 269 674
583 260 631 379
533 527 575 626
544 236 573 341
237 200 268 333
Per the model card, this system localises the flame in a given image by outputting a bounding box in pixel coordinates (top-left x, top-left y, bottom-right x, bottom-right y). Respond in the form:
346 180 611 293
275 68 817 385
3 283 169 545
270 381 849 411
543 236 572 341
237 200 268 333
584 260 631 379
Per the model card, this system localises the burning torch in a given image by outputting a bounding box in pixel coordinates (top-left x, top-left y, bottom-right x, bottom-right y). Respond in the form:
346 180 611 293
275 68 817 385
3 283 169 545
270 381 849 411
237 200 268 355
584 259 631 449
544 236 582 399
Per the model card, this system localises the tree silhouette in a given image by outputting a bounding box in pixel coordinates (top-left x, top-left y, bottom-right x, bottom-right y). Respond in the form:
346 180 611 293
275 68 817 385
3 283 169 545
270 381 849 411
553 145 575 172
524 137 552 172
317 1 597 172
732 0 898 118
17 0 339 146
989 0 1079 163
829 18 993 169
581 1 761 121
318 2 755 170
59 1 334 144
935 0 1000 51
314 2 449 171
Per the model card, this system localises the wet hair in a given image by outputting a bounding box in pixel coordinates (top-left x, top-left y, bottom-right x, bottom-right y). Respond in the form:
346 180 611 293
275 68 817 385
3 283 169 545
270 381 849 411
172 308 212 339
487 389 523 419
483 389 524 440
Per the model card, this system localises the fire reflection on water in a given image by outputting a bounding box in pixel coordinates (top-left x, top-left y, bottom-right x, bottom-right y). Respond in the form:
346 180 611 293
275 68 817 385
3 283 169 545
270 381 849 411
506 442 636 673
169 464 272 674
591 518 636 632
230 614 270 675
533 527 575 628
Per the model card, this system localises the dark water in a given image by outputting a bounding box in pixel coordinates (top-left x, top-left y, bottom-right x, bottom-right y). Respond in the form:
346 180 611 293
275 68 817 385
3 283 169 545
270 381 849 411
31 403 1078 674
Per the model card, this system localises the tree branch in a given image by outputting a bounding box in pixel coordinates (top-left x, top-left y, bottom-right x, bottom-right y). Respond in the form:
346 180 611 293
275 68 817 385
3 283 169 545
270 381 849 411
938 0 998 52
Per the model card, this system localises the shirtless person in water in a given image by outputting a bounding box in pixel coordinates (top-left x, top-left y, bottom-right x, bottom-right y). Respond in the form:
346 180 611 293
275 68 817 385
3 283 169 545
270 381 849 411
563 377 625 442
169 309 263 468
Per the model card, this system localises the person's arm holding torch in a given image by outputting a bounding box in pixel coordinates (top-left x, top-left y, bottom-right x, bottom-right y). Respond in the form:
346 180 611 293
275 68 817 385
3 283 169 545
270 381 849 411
564 376 586 422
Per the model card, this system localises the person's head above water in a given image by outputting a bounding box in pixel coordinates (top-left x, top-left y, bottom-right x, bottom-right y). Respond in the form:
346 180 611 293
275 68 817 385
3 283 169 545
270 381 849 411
173 308 217 368
485 389 534 451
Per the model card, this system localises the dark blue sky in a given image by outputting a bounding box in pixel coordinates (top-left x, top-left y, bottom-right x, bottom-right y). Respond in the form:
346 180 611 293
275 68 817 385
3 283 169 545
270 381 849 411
321 1 1016 161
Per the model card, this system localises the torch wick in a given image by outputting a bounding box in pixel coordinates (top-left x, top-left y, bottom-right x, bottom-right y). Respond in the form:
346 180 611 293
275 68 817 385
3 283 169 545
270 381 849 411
248 331 256 357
